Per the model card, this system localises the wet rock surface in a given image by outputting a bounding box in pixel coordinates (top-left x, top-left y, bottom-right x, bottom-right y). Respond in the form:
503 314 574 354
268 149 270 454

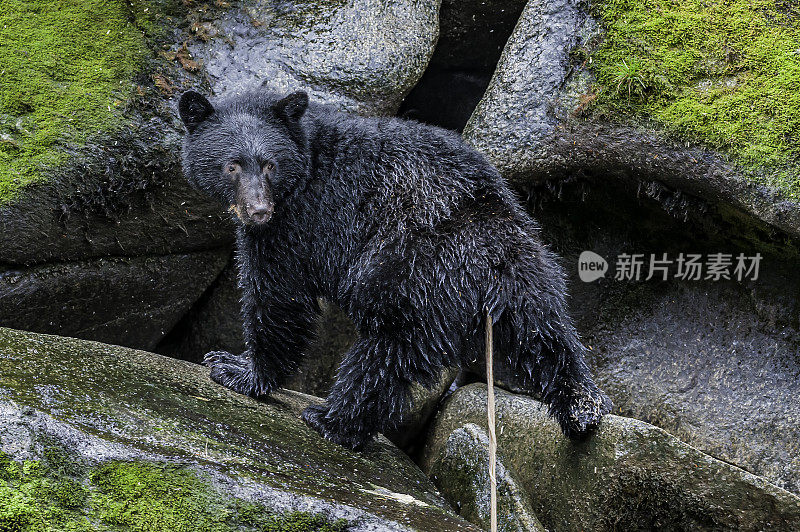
428 422 546 532
462 0 582 161
191 0 440 115
585 282 800 495
528 178 800 496
0 250 229 351
422 384 800 531
0 327 478 532
0 159 234 267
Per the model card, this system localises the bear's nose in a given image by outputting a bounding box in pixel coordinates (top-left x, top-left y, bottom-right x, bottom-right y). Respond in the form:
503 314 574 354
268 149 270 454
247 203 273 224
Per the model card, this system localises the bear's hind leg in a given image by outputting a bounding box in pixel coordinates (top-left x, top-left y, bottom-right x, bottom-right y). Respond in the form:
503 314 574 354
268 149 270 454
499 300 611 440
543 352 612 440
302 336 429 450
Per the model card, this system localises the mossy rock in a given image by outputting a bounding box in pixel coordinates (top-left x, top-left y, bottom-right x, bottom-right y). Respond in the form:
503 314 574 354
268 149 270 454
0 0 231 267
0 453 351 532
465 0 800 240
428 422 546 532
0 0 439 264
422 384 800 531
0 0 172 202
589 0 800 195
0 327 478 531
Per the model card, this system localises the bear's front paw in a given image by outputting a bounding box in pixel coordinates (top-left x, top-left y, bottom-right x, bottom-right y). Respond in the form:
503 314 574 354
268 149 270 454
552 383 612 441
203 351 271 397
301 404 371 450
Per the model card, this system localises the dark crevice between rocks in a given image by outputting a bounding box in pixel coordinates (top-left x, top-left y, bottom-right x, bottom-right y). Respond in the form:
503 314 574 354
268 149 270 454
0 246 227 273
0 249 231 353
398 70 491 132
403 383 463 464
397 0 527 131
155 247 237 364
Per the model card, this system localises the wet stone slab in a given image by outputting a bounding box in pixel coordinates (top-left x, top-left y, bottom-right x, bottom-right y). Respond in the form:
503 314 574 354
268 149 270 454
0 327 478 531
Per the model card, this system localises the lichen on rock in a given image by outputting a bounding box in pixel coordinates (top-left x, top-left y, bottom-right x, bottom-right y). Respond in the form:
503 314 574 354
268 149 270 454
0 327 479 532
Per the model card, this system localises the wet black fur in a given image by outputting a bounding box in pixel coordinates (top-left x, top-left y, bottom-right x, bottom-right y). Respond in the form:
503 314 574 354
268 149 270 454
179 89 612 450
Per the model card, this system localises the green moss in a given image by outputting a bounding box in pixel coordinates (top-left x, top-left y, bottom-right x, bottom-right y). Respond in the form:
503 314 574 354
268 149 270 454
90 462 232 531
589 0 800 199
50 479 88 510
234 501 348 532
0 0 170 203
0 448 350 532
0 476 36 532
0 452 18 481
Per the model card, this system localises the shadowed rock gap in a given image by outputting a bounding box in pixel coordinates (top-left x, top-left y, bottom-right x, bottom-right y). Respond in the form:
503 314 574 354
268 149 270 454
155 248 237 362
522 173 800 494
398 0 527 131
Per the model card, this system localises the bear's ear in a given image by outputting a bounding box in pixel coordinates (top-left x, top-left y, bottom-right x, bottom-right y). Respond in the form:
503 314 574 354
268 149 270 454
274 90 308 122
179 91 214 133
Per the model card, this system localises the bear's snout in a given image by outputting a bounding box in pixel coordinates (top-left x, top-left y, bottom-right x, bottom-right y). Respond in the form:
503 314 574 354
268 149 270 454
246 201 274 224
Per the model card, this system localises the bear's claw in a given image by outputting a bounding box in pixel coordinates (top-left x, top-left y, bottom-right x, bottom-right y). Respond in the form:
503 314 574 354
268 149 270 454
302 404 370 450
203 350 266 397
552 383 612 441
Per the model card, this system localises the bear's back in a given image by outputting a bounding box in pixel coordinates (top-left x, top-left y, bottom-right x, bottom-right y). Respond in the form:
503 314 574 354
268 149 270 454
307 103 499 194
304 104 511 238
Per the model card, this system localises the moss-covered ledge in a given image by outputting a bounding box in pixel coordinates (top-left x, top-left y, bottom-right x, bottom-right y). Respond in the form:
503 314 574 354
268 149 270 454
0 0 233 266
0 0 182 203
0 327 478 531
0 450 349 531
588 0 800 200
0 0 439 266
465 0 800 241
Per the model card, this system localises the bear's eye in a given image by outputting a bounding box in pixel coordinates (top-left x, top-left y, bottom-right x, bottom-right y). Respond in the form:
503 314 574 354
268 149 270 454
263 162 275 173
224 163 240 175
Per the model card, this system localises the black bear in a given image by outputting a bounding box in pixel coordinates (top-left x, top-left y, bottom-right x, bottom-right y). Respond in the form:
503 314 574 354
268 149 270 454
179 89 611 450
